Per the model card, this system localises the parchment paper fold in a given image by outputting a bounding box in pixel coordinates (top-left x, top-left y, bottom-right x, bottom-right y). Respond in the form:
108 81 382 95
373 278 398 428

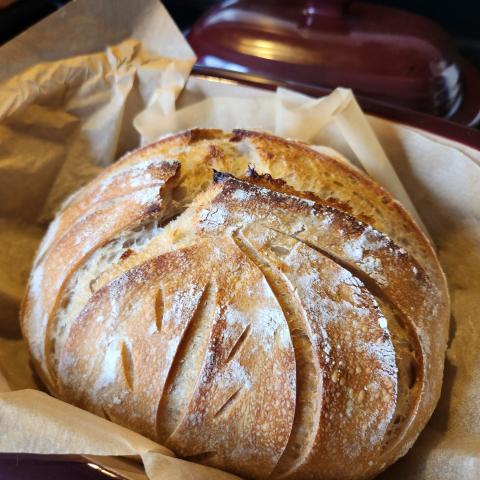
0 1 479 479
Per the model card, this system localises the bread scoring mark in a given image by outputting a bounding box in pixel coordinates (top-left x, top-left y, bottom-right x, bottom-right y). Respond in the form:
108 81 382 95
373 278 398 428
154 287 164 333
270 227 424 454
214 387 243 418
42 183 179 384
226 324 251 364
45 211 171 382
121 340 134 390
40 182 167 266
157 282 215 441
26 129 448 480
231 230 321 477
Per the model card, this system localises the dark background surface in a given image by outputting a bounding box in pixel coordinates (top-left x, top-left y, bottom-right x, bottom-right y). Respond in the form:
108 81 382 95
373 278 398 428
1 0 479 69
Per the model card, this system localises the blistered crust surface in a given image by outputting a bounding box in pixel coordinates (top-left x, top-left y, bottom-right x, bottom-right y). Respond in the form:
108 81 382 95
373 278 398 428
21 129 449 480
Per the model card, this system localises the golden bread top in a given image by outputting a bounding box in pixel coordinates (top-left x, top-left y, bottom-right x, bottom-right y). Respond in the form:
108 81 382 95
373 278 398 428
22 129 449 480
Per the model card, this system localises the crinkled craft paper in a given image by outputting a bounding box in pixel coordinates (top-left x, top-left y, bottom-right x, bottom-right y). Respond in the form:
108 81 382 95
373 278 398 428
0 1 479 479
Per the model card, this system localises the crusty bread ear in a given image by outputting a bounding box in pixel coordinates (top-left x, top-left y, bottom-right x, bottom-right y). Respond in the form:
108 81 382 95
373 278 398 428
21 160 180 389
22 129 449 480
89 128 442 287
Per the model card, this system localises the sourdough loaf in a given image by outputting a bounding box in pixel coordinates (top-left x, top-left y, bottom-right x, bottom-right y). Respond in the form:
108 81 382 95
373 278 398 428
21 129 450 480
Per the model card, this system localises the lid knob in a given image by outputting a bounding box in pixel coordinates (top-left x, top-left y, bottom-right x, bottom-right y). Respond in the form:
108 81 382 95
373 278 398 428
301 0 352 18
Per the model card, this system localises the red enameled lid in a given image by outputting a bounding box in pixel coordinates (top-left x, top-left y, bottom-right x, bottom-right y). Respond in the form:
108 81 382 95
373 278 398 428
188 0 480 124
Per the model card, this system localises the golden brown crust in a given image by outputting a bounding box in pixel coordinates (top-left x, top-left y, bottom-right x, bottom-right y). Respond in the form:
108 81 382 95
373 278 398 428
21 161 180 389
59 240 297 479
185 173 448 478
21 129 450 480
229 129 444 289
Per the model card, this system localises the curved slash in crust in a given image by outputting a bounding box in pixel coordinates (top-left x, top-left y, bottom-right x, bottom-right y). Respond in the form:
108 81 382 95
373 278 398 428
226 324 251 364
272 227 425 455
231 230 321 476
42 184 174 387
214 387 243 418
36 181 166 269
157 282 216 441
154 286 164 333
121 340 135 391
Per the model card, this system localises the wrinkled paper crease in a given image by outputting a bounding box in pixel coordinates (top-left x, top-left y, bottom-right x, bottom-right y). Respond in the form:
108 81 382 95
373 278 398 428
0 1 479 479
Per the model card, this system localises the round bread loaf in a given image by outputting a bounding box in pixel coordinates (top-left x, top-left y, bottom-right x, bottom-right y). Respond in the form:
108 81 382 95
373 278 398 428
22 129 450 480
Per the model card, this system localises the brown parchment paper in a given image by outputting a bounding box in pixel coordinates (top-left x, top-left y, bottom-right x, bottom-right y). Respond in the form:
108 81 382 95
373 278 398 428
1 2 479 479
0 1 240 479
0 0 195 338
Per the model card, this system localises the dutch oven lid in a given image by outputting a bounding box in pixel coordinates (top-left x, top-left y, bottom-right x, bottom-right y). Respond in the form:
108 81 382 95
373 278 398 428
188 0 480 123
